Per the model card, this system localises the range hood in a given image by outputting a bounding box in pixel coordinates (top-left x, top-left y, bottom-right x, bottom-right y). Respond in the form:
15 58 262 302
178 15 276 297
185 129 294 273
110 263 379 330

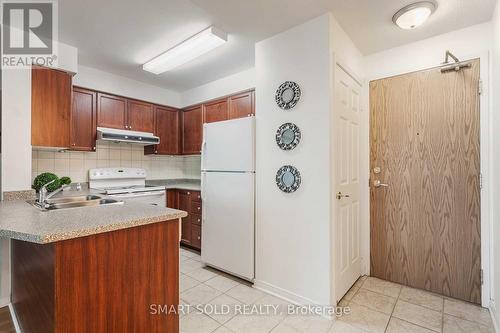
97 127 160 145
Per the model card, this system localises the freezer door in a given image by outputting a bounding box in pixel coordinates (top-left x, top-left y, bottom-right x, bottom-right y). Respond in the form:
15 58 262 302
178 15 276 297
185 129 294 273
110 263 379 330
201 172 255 280
201 117 255 172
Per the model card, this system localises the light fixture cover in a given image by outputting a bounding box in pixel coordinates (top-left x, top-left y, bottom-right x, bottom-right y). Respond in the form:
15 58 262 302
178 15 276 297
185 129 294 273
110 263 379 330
393 1 437 30
143 26 227 74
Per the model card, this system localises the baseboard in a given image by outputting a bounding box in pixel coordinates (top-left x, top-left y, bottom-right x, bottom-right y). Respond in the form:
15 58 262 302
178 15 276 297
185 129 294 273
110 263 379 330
8 303 21 333
491 301 499 333
253 279 322 306
0 296 10 308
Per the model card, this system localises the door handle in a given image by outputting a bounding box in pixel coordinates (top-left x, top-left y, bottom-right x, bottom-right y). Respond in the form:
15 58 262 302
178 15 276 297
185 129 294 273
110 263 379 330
336 192 350 200
373 180 389 188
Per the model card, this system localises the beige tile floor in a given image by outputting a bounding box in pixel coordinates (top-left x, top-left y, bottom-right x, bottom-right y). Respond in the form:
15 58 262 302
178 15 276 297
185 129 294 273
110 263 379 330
179 248 495 333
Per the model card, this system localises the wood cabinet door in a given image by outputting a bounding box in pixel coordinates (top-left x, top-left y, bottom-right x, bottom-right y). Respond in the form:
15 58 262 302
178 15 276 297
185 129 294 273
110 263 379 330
182 106 203 154
155 106 180 155
97 93 127 129
70 87 97 151
166 189 178 208
204 99 228 123
127 100 154 132
31 67 72 148
178 191 191 244
228 90 254 120
191 225 201 250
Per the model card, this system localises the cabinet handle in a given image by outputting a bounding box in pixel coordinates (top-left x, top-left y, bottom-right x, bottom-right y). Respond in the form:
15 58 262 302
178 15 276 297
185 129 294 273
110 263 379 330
130 126 132 129
197 195 201 199
93 147 96 151
197 236 201 240
155 150 158 154
197 218 201 223
197 207 200 211
187 192 191 195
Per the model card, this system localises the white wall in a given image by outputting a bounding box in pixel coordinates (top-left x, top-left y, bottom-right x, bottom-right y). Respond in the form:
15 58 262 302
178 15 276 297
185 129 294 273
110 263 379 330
74 65 181 107
329 17 364 80
363 22 494 309
180 68 255 107
490 2 500 329
254 14 333 305
1 69 31 193
365 22 492 80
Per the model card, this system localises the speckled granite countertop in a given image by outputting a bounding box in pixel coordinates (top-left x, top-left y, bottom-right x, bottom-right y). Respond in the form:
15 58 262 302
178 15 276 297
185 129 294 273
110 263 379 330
0 189 187 244
146 178 201 191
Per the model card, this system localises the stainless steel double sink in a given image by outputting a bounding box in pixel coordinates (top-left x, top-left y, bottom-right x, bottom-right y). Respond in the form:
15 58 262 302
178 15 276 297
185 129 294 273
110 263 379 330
29 195 124 211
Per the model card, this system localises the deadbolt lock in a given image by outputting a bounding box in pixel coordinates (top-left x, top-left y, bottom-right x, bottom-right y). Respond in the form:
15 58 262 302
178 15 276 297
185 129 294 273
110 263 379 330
373 167 381 174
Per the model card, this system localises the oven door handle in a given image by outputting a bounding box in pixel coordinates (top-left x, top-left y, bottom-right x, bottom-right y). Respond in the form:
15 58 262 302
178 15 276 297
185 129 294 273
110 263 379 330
113 191 165 199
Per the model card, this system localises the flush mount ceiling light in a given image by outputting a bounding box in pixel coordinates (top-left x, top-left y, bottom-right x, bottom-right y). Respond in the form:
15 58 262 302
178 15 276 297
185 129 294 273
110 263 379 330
143 26 227 74
392 1 437 30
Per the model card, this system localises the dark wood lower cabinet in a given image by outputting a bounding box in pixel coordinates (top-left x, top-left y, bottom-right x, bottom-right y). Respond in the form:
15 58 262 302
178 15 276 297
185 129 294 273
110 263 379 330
167 189 202 251
11 221 180 333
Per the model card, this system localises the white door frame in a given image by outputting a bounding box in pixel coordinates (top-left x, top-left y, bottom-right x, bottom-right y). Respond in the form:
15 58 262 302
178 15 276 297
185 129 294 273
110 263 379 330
364 51 492 308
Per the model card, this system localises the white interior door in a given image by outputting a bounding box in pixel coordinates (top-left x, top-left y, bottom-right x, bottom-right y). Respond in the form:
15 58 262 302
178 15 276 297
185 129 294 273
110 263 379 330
334 65 362 302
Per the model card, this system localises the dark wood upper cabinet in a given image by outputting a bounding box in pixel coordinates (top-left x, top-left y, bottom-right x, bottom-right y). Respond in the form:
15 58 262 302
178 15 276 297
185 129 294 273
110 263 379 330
127 100 154 132
156 106 180 154
146 105 180 155
182 106 203 155
229 90 254 119
31 67 72 148
97 93 127 129
70 87 97 151
204 99 228 123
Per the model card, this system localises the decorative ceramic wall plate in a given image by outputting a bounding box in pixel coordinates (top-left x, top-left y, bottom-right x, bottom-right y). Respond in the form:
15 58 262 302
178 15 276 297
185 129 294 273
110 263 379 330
276 165 301 193
275 81 301 110
275 123 301 150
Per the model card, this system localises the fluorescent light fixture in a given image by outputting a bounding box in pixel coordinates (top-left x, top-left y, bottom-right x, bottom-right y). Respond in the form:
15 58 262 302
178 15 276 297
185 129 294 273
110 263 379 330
392 1 437 30
143 26 227 74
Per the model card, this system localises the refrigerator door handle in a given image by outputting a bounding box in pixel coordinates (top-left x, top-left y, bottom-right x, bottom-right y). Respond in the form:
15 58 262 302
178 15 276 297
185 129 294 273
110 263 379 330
201 140 206 169
201 172 206 202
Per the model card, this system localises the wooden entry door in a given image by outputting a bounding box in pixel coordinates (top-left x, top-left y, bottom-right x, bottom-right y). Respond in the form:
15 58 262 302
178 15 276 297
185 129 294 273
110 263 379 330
369 59 481 304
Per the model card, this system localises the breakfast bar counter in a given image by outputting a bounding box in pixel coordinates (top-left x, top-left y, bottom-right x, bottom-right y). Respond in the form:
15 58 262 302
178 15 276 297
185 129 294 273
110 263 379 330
1 193 187 333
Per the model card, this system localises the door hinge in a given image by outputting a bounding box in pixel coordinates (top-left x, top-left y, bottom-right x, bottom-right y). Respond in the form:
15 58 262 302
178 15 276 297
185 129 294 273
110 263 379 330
480 173 483 189
478 80 483 95
481 269 484 285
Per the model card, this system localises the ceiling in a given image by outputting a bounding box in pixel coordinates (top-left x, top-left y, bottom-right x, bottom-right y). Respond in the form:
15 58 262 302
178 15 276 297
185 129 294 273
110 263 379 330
58 0 496 92
327 0 496 55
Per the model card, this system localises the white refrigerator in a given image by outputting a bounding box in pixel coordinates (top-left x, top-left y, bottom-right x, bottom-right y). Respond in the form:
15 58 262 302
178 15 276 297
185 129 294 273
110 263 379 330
201 116 255 281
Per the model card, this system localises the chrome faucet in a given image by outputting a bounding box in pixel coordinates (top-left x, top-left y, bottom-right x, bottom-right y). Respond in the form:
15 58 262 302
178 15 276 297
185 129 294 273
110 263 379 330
37 180 69 207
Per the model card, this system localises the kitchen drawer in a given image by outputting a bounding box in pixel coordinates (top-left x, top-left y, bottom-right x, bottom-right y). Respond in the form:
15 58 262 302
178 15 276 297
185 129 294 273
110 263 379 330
191 201 202 214
190 191 202 202
191 213 202 226
191 224 201 249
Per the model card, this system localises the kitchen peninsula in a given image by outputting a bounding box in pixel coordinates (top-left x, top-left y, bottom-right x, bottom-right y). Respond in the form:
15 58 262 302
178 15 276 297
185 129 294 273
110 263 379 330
0 194 186 333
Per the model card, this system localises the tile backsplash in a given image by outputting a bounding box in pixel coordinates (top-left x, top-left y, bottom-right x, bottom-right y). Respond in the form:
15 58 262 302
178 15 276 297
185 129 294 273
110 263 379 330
32 141 201 183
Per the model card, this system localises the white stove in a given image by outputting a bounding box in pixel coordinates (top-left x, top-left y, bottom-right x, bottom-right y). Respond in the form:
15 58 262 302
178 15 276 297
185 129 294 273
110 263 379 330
89 168 166 206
